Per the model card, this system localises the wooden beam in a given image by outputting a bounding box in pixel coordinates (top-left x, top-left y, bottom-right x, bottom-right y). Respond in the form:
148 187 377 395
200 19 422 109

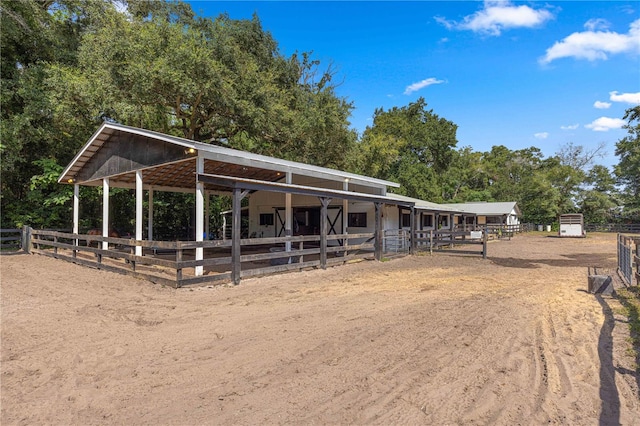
231 188 248 285
195 157 205 276
197 173 414 207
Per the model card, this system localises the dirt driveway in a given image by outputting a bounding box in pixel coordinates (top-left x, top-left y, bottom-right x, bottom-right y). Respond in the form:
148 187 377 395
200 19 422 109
1 232 639 425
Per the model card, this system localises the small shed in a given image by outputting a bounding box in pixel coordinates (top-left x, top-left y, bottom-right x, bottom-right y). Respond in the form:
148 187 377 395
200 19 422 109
558 214 585 237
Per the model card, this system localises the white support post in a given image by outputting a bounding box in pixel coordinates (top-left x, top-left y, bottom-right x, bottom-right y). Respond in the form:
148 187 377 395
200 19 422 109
195 157 205 276
135 170 143 256
73 184 79 235
102 178 109 250
73 184 79 252
343 179 349 254
205 191 210 240
285 172 292 252
148 188 154 241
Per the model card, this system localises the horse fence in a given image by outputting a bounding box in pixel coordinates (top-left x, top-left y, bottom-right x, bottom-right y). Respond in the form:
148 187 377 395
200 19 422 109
617 234 640 285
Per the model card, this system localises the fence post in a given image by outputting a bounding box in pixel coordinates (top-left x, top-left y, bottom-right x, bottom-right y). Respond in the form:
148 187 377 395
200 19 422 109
429 230 433 255
176 241 183 284
482 225 488 259
374 202 382 261
21 225 31 253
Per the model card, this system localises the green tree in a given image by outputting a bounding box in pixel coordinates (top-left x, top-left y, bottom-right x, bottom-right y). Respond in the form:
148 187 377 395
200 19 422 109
614 106 640 221
357 98 458 201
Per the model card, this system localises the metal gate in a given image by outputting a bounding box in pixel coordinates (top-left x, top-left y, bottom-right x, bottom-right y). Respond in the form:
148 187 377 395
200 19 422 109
617 234 640 285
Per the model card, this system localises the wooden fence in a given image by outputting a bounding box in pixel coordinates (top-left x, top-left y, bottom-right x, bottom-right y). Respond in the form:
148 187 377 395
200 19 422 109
22 227 375 288
1 228 22 251
586 223 640 233
617 234 640 285
414 227 489 258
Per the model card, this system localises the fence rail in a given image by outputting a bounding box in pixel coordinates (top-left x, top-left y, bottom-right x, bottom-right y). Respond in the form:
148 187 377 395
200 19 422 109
22 227 375 287
617 234 640 285
587 223 640 233
0 228 22 251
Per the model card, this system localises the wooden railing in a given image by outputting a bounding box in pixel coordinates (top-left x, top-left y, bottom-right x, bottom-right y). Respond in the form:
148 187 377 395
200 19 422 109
1 228 22 251
414 227 489 258
23 227 375 287
586 223 640 233
617 234 640 285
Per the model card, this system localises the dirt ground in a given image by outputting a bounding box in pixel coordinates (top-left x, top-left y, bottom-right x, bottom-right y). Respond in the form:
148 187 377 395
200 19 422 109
1 232 639 425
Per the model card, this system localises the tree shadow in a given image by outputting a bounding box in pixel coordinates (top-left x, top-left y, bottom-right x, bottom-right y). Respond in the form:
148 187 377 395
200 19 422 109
488 253 613 269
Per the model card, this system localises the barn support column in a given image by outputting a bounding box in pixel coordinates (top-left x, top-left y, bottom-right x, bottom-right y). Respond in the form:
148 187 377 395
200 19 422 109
319 197 331 269
148 188 154 241
410 206 416 254
374 202 382 261
343 179 349 256
102 178 109 250
73 183 79 256
231 188 249 285
195 157 205 276
285 172 292 252
135 170 143 256
205 191 210 240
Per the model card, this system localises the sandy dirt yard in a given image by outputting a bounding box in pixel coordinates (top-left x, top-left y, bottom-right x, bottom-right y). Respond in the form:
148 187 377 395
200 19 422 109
1 233 639 425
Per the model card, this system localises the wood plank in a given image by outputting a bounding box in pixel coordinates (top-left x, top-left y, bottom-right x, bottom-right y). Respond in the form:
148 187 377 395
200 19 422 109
240 260 320 278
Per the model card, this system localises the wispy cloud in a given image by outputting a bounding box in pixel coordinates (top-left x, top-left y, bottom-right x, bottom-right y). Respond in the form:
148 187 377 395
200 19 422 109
534 132 549 140
561 124 579 130
435 0 553 36
610 90 640 104
540 18 640 64
404 78 445 95
585 117 626 131
594 101 611 109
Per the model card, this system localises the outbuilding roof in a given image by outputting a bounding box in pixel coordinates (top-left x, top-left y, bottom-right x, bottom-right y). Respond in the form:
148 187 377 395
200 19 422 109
58 122 400 192
440 201 521 217
385 193 470 214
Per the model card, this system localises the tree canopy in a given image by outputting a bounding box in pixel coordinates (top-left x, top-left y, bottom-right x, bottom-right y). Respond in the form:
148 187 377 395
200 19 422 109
1 0 636 231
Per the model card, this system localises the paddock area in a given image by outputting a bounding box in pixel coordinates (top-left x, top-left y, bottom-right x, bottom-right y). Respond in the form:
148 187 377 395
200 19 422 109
2 233 639 424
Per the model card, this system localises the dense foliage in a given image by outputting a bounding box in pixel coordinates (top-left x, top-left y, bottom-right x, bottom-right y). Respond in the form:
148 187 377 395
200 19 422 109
1 0 637 233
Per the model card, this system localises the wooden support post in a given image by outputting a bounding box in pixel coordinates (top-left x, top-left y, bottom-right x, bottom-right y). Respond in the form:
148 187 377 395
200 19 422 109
21 225 31 253
319 197 331 269
135 170 143 257
176 242 183 283
374 202 382 261
232 187 242 285
429 229 433 255
410 206 416 255
148 188 154 241
343 180 349 258
102 178 109 251
195 157 204 276
285 172 292 252
483 225 488 259
73 183 79 258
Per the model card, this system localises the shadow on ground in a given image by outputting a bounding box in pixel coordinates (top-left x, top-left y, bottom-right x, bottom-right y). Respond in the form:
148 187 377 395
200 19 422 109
488 253 613 269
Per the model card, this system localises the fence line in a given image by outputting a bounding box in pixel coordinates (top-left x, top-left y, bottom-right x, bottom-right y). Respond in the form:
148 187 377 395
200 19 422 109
22 227 375 287
587 223 640 233
1 228 22 251
617 234 640 286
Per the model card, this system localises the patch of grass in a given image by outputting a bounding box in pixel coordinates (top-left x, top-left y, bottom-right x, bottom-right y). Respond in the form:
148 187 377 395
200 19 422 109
616 286 640 371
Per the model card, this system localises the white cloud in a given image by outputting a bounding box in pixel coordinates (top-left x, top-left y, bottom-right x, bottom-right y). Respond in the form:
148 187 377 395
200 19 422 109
594 101 612 109
404 78 445 95
610 90 640 104
540 18 640 64
436 0 553 36
561 124 579 130
584 18 610 31
534 132 549 140
585 117 626 131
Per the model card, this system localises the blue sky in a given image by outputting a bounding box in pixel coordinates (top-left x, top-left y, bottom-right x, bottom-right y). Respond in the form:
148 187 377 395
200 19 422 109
187 1 640 168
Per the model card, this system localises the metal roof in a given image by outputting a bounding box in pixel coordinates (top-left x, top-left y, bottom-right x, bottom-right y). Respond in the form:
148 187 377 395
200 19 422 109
58 122 400 191
384 193 471 214
440 202 521 216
